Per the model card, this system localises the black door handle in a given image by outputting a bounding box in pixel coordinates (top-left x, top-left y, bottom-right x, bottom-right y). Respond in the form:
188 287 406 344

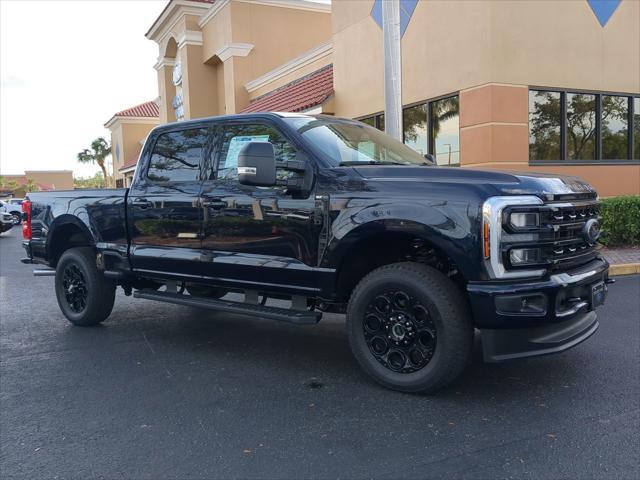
133 198 152 209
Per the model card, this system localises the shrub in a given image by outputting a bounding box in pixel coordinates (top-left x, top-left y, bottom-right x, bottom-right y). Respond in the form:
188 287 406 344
599 195 640 247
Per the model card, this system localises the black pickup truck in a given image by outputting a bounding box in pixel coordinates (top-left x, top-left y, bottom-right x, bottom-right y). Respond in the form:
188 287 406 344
21 113 611 393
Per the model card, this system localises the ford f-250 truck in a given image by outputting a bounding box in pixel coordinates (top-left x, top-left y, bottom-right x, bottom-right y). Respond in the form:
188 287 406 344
21 113 611 393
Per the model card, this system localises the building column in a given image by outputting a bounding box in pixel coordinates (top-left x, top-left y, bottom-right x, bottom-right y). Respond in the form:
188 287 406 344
459 83 529 169
178 39 220 119
154 57 176 124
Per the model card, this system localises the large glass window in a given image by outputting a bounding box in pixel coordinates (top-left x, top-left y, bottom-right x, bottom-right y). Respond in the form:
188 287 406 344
529 91 562 161
215 124 296 180
566 93 596 161
602 95 629 160
402 104 428 155
634 98 640 160
529 90 639 163
147 128 208 183
431 96 459 166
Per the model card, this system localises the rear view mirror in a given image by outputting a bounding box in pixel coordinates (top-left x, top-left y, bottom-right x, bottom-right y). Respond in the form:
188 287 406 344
237 142 277 186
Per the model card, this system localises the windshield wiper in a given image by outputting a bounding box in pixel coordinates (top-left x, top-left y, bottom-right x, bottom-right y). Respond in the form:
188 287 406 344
338 160 405 166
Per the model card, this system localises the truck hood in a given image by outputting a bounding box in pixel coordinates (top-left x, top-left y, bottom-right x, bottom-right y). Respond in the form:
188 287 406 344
351 166 597 199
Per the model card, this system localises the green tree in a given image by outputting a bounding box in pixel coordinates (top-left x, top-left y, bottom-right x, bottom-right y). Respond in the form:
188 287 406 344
77 137 111 188
7 180 19 191
74 172 105 189
24 177 38 192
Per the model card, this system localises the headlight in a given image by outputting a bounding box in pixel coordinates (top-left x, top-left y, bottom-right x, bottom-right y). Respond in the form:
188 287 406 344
509 212 539 229
509 247 541 266
482 196 546 279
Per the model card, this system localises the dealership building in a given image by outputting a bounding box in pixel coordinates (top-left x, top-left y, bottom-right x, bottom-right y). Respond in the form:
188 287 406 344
106 0 640 196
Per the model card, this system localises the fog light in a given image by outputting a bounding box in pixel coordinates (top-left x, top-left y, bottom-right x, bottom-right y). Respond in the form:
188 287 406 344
496 293 547 315
510 212 539 229
509 248 541 266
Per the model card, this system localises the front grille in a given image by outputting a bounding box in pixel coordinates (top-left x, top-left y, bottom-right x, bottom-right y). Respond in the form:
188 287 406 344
539 202 600 270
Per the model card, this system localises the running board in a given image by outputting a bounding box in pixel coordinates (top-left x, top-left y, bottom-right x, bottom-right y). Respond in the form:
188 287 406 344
133 290 321 325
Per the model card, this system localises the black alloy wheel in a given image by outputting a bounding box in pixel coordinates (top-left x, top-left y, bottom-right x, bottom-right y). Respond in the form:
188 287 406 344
347 262 473 393
62 264 89 313
363 290 437 373
55 247 116 326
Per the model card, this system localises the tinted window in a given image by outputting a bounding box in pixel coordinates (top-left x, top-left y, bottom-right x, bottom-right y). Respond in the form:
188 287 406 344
567 93 596 160
147 128 208 183
635 98 640 160
216 124 296 180
602 96 629 160
529 91 561 161
403 103 428 155
431 96 459 166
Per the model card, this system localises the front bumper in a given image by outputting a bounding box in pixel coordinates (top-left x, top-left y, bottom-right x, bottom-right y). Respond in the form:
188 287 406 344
467 257 609 362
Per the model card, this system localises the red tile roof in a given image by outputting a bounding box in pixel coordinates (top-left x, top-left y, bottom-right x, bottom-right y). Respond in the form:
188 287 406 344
119 157 140 172
241 64 333 113
113 100 159 118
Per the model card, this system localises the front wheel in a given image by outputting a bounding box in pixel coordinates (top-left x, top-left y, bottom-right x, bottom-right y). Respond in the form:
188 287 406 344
55 247 116 326
347 262 473 393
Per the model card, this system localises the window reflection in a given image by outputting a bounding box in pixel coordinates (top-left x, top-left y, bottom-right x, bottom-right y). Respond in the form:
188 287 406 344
147 128 208 183
431 96 459 166
403 104 428 155
216 124 296 180
567 93 596 160
529 91 561 161
602 96 629 160
634 98 640 160
361 117 375 127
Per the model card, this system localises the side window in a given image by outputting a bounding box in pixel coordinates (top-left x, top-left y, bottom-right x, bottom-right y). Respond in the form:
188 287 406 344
146 128 208 183
215 124 296 180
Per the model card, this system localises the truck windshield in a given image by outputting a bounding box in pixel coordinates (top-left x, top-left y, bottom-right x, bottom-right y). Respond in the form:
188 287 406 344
283 117 429 167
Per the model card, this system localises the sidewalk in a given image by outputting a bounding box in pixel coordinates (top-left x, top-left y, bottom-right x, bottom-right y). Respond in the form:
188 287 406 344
602 247 640 276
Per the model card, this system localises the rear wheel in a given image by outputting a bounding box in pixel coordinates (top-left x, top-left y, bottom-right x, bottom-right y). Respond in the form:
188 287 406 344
347 262 473 393
55 247 116 326
10 212 21 225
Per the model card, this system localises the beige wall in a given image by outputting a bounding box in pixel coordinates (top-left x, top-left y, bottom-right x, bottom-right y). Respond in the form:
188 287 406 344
333 0 639 118
153 0 332 118
2 171 74 190
108 119 158 184
332 0 639 196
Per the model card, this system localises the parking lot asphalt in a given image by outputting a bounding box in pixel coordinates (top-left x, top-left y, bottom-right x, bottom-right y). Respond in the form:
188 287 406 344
1 226 639 479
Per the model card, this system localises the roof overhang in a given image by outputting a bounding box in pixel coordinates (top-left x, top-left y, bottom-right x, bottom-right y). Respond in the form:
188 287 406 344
104 116 160 129
145 0 212 42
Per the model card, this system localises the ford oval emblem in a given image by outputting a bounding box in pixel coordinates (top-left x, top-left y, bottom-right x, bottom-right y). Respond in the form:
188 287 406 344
581 218 601 245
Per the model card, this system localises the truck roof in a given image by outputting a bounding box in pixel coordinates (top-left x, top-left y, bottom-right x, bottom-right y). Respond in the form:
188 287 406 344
152 111 322 133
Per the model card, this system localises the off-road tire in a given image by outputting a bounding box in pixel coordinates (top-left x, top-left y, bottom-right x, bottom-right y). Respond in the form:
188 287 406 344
55 247 116 326
347 262 473 393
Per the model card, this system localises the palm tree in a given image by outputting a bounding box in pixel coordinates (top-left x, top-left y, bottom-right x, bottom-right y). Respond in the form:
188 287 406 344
7 180 19 192
77 137 111 188
24 178 39 192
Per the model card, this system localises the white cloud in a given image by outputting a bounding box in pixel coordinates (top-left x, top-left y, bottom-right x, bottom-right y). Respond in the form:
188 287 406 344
0 0 166 178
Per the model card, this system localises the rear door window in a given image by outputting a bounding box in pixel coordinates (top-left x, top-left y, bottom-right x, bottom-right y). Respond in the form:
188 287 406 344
146 128 209 183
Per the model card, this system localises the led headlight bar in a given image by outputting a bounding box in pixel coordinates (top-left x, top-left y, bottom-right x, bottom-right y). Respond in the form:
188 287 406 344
482 196 546 279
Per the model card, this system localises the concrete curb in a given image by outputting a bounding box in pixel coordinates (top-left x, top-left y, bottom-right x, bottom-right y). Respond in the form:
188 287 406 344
609 263 640 276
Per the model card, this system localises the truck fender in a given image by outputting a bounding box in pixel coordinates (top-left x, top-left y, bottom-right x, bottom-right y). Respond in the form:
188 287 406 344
321 199 480 280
